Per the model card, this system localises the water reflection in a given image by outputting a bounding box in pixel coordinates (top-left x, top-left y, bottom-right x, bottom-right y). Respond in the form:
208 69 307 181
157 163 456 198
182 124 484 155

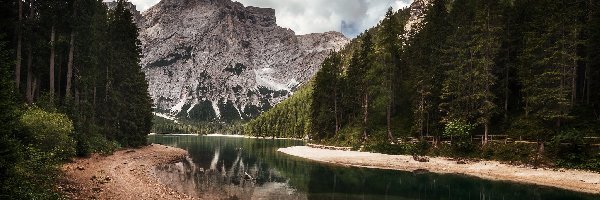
149 135 599 200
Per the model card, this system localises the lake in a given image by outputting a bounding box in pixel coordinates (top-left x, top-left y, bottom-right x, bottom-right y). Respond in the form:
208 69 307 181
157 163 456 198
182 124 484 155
148 135 599 200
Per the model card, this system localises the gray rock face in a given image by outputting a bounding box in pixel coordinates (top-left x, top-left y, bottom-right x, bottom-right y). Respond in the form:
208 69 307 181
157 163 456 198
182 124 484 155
138 0 349 121
404 0 430 35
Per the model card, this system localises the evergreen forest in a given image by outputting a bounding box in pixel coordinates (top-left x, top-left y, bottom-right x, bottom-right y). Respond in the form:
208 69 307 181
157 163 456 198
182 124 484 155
244 0 600 171
0 0 153 197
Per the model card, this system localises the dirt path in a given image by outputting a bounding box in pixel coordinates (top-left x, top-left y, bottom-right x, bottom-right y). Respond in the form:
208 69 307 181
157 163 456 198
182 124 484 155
58 144 200 200
279 146 600 195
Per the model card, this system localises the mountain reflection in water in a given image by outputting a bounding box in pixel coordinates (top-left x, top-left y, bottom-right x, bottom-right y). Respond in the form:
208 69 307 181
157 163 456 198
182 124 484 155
149 135 600 200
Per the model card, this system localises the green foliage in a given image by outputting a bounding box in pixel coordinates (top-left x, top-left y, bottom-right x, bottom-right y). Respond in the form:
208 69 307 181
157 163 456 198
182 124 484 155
506 116 550 141
101 0 153 147
235 0 598 171
72 124 120 156
219 100 241 123
440 0 501 133
443 120 474 139
0 0 155 198
478 142 538 163
364 143 415 155
546 129 600 171
517 0 579 127
20 107 75 161
244 83 313 138
175 100 217 121
311 52 342 140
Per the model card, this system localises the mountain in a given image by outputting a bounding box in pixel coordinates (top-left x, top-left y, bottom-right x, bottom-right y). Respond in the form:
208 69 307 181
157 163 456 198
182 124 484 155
137 0 349 122
244 0 430 139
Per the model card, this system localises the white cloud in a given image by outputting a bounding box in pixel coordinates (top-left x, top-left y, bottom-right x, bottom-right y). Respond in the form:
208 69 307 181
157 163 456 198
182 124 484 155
129 0 161 12
234 0 412 37
128 0 413 38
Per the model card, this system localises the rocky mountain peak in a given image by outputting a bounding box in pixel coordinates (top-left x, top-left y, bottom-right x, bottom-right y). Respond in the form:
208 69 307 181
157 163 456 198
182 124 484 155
405 0 430 36
139 0 349 122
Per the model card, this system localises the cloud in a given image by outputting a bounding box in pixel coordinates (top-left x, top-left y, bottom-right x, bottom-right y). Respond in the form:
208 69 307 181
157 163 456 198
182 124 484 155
234 0 412 37
129 0 161 12
128 0 413 38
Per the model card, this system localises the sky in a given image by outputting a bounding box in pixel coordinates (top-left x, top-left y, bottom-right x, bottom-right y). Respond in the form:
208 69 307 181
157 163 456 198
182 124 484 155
128 0 413 38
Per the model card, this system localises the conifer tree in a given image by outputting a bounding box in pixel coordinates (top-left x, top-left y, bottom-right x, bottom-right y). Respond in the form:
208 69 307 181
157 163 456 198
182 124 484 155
587 0 600 119
105 0 153 146
407 0 451 138
518 0 579 128
347 32 375 142
441 0 501 143
380 7 403 142
311 52 341 139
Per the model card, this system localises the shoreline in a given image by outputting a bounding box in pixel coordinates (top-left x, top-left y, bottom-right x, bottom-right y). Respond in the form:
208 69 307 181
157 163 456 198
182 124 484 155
278 146 600 195
206 133 306 141
58 144 199 199
150 133 306 141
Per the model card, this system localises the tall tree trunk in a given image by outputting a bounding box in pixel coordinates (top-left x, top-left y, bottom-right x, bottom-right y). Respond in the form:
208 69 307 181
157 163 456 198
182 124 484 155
26 44 33 104
49 26 56 98
504 37 510 121
93 86 97 107
66 31 74 99
363 93 369 141
15 0 23 90
586 64 590 105
587 0 593 105
387 68 393 142
334 88 339 134
58 56 62 99
33 76 38 101
387 102 393 142
572 59 577 106
66 0 77 99
484 123 489 144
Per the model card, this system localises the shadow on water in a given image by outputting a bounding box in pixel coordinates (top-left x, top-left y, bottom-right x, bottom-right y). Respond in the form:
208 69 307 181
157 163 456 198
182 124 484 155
149 135 600 200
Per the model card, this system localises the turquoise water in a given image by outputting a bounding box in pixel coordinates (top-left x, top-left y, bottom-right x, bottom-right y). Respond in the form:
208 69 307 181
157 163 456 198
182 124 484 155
148 135 599 200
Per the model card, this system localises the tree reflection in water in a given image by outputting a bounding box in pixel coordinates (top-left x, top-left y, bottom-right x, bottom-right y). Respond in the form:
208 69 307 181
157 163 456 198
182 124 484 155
150 135 600 200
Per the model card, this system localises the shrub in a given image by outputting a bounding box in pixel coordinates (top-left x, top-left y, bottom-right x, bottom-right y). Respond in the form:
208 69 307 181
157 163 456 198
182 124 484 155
479 142 538 164
507 116 550 141
20 107 76 161
444 120 475 156
443 120 474 139
547 129 600 171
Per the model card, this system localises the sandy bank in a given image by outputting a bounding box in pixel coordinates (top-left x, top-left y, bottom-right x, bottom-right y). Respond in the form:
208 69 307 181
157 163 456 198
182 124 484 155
58 144 201 199
278 146 600 194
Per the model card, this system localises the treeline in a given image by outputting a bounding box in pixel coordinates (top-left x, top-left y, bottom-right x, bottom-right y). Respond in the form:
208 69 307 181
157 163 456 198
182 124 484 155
244 83 313 138
0 0 152 198
152 115 245 135
247 0 600 169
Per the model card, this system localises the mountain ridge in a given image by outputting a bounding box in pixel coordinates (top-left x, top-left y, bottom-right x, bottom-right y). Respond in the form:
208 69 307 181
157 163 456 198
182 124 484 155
136 0 349 121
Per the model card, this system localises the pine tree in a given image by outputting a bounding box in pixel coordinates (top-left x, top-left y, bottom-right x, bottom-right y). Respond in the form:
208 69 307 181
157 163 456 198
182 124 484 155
380 7 403 142
15 0 22 90
441 0 501 143
0 34 26 198
587 0 600 120
346 32 375 142
407 0 451 139
105 0 153 146
518 0 579 128
311 52 341 140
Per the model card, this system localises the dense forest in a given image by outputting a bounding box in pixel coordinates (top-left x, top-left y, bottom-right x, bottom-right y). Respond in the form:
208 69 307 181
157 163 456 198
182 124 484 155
244 83 313 138
0 0 152 198
244 0 600 170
